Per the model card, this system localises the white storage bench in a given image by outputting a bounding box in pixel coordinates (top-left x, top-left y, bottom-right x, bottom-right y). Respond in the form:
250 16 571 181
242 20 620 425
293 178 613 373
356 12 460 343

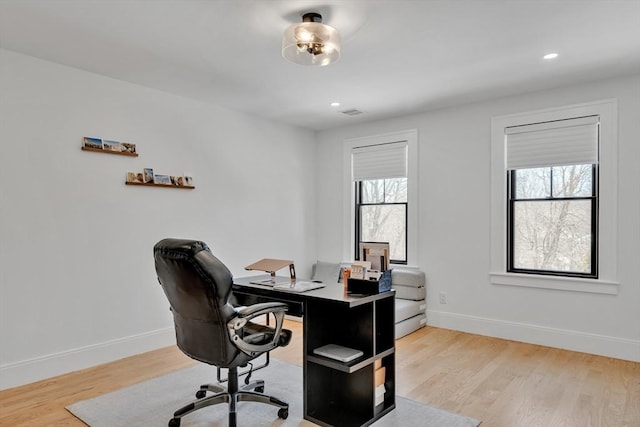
311 262 427 338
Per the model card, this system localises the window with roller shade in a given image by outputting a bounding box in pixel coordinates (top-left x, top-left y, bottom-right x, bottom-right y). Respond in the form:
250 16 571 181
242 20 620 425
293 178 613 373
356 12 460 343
352 141 408 264
506 116 599 278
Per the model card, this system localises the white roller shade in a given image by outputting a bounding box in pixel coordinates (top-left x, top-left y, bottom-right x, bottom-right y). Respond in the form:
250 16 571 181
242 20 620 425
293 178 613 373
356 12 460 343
506 116 599 169
351 141 408 181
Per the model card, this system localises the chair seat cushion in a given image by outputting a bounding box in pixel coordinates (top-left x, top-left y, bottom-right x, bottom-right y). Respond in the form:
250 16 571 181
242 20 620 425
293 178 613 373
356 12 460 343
244 322 292 348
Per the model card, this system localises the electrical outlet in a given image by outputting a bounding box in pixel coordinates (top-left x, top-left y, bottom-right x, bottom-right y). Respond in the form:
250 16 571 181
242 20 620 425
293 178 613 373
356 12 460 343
439 291 447 304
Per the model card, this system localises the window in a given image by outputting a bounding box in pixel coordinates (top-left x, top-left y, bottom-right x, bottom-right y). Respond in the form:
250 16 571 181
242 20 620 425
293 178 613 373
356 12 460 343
343 130 418 266
508 164 597 277
356 177 408 263
506 116 599 278
490 100 618 294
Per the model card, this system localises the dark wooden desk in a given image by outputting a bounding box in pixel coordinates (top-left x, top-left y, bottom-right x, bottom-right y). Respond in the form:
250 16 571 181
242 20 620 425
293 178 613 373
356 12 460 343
233 275 396 427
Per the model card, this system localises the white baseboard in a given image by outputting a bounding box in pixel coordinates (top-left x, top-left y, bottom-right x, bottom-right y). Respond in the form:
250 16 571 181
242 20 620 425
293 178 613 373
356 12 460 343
0 327 175 391
427 310 640 362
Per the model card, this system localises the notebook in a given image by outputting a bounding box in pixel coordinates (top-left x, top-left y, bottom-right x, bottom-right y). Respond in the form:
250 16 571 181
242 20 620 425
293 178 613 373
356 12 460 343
313 344 363 362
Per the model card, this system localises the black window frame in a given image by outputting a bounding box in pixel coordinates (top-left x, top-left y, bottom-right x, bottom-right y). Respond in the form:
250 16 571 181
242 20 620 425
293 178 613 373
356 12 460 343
355 180 408 265
507 164 599 278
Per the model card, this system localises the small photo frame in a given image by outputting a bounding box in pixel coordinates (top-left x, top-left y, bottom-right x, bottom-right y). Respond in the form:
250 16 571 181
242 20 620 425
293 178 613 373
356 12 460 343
143 168 154 183
126 172 143 183
184 176 194 186
102 140 122 151
154 174 171 185
170 176 185 186
83 136 103 149
121 142 137 154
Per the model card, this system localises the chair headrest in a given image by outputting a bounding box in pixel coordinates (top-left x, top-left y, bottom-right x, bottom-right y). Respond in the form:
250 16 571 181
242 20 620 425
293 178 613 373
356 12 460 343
154 238 210 258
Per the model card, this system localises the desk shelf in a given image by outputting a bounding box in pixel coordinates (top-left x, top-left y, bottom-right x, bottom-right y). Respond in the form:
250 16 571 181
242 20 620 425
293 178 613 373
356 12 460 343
304 292 395 426
232 277 395 427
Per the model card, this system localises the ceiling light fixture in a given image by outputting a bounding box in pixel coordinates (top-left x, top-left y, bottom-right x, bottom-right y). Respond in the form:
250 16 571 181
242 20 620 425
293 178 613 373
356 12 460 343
282 12 341 66
330 102 341 107
543 52 559 60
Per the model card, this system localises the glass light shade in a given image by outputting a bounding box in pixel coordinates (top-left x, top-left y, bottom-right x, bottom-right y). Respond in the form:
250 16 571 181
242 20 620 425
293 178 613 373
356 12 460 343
282 21 341 66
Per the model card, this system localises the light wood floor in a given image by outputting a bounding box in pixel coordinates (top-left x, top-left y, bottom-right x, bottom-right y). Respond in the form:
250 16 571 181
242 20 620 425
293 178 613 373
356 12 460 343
1 322 638 426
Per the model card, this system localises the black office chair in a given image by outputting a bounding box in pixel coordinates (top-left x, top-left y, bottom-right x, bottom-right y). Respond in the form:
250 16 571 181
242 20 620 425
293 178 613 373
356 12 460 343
154 238 292 427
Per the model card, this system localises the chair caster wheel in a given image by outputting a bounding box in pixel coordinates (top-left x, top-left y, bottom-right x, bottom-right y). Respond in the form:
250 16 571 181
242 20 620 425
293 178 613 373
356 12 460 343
278 408 289 419
195 390 207 399
168 417 181 427
255 386 264 393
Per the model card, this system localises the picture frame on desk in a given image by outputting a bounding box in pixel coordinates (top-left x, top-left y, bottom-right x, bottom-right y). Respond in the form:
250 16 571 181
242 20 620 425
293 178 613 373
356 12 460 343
359 241 390 272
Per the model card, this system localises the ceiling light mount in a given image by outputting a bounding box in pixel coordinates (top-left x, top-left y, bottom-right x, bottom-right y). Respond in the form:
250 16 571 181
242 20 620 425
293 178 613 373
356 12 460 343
282 12 341 66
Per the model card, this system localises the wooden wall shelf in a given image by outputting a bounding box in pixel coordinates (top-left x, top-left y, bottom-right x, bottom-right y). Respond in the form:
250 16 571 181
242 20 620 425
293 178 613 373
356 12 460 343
82 146 138 157
125 182 195 189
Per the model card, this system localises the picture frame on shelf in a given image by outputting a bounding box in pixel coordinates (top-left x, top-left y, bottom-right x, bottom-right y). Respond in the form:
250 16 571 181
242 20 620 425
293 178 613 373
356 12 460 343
83 136 103 149
143 168 154 183
102 140 122 152
153 174 171 185
126 172 144 183
170 176 185 186
120 142 137 154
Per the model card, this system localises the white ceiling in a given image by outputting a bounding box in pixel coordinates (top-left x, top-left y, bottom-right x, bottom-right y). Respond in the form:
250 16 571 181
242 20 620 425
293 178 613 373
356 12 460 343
1 0 639 131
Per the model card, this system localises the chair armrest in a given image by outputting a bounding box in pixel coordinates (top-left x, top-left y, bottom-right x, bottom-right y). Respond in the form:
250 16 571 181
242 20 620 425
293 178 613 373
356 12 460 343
235 302 288 319
227 302 288 357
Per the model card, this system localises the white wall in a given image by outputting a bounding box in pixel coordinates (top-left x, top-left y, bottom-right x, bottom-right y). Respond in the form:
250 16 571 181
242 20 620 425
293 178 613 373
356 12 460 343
0 49 317 389
316 74 640 362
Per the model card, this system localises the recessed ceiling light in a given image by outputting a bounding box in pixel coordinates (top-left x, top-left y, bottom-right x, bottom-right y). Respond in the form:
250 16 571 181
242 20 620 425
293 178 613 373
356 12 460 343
330 102 341 107
543 52 559 60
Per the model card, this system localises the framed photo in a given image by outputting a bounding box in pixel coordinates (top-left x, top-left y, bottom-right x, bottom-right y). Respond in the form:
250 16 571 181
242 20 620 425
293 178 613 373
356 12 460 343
143 168 154 183
154 174 171 185
184 176 194 186
126 172 143 183
102 140 122 151
83 136 103 149
121 142 137 154
170 176 185 186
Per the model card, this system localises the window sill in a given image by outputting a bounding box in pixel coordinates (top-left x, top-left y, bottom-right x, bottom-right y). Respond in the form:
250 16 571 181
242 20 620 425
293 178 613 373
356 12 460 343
489 272 619 295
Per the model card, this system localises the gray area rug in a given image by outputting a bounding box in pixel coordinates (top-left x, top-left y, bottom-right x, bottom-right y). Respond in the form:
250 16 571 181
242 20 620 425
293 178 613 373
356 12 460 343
67 359 480 427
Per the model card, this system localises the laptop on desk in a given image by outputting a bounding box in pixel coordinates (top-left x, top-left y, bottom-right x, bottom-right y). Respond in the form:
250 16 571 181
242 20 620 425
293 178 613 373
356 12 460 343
249 277 292 287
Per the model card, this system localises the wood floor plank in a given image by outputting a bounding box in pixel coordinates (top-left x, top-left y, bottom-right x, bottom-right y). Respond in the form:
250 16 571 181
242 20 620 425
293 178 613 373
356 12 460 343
1 322 638 427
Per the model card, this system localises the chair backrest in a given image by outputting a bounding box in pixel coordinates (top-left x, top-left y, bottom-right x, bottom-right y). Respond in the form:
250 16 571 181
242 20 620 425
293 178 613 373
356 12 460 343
153 238 245 367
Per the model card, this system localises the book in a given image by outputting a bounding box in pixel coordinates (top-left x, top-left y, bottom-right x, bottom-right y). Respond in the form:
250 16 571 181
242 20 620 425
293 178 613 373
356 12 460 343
374 366 386 386
375 384 386 406
313 344 363 362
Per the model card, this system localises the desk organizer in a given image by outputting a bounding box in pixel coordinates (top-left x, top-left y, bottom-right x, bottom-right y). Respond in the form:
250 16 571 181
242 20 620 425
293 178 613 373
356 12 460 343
348 269 392 295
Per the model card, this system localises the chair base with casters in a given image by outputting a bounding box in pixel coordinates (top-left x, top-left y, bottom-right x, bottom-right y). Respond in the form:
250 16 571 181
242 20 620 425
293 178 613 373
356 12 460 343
168 366 289 427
